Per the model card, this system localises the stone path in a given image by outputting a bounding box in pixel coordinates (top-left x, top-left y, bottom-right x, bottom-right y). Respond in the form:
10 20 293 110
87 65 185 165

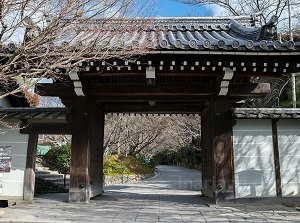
0 165 300 222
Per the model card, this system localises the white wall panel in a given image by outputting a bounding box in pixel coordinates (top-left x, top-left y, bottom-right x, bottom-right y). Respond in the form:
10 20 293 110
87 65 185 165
0 123 29 199
277 120 300 197
2 170 25 196
233 120 276 198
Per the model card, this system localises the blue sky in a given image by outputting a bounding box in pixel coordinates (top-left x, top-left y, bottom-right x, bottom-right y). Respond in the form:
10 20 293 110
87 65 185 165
156 0 213 17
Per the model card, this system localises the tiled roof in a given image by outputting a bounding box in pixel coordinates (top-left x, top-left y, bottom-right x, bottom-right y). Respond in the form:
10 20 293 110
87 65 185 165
151 15 296 51
0 107 70 120
1 15 299 53
232 108 300 119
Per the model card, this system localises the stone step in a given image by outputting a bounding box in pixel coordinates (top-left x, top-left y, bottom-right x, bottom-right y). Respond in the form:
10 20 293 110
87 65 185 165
35 161 70 192
35 170 51 175
56 181 70 187
36 173 64 178
41 177 68 183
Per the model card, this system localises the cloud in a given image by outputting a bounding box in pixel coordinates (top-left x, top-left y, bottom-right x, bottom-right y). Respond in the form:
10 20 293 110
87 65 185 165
203 4 229 16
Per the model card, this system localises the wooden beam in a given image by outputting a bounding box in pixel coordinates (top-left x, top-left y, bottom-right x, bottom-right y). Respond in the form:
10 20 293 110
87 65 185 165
85 83 215 96
23 133 38 201
36 83 215 97
36 83 76 97
92 95 210 102
88 83 270 100
80 70 283 78
80 71 222 77
104 103 203 113
21 123 72 134
37 83 270 99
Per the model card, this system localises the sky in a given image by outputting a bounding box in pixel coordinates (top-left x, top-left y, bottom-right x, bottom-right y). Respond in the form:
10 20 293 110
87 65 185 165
156 0 214 17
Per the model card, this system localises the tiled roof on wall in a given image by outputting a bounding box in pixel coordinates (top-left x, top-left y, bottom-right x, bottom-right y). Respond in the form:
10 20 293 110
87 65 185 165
0 107 70 120
232 108 300 119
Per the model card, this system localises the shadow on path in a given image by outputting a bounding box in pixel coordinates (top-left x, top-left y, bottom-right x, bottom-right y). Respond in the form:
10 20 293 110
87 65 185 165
1 165 299 222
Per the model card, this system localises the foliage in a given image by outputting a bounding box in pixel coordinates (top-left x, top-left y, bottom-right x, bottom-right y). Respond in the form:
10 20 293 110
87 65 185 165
103 155 133 176
23 90 40 107
176 0 300 32
279 74 300 108
123 155 155 174
43 145 154 176
153 143 202 171
40 114 202 174
43 143 71 173
243 74 300 108
103 155 154 176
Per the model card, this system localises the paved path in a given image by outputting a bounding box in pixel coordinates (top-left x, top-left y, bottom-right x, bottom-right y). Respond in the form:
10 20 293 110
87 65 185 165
1 165 300 222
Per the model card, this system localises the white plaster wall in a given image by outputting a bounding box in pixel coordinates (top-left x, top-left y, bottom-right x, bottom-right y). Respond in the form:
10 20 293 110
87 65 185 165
277 119 300 197
0 122 28 199
233 120 276 198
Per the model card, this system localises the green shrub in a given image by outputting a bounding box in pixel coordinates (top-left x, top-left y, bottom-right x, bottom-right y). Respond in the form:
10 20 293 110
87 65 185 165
103 155 154 176
43 144 71 173
103 155 132 175
43 146 154 176
152 145 202 170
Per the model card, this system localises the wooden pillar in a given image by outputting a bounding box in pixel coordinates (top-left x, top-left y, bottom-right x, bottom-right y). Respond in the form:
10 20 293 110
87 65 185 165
272 119 282 197
201 102 214 199
69 97 104 203
89 102 105 198
201 96 234 203
23 133 38 201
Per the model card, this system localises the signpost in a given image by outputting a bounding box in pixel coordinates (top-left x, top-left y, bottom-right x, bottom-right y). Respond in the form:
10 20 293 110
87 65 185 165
0 146 12 173
0 146 12 194
37 145 51 156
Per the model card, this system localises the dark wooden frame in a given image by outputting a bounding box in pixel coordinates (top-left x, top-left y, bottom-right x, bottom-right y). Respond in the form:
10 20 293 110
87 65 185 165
23 133 38 201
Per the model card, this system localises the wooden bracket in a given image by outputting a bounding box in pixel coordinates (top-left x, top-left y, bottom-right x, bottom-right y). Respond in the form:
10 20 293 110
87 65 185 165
146 66 155 86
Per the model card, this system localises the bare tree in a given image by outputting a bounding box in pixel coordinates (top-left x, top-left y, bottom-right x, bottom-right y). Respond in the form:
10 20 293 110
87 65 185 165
167 115 201 149
122 115 167 156
176 0 300 31
0 0 155 99
104 114 169 157
104 113 125 156
38 134 71 147
103 114 201 157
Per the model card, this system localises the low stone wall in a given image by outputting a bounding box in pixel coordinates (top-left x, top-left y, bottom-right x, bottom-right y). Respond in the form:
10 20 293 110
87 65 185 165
104 173 155 186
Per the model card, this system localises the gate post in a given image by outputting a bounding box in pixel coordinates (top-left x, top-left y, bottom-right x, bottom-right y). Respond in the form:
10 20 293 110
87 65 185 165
69 98 104 203
23 133 38 201
201 96 234 203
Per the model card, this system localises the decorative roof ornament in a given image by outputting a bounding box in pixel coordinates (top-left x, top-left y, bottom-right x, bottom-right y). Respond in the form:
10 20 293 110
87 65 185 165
229 16 278 42
258 16 278 41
